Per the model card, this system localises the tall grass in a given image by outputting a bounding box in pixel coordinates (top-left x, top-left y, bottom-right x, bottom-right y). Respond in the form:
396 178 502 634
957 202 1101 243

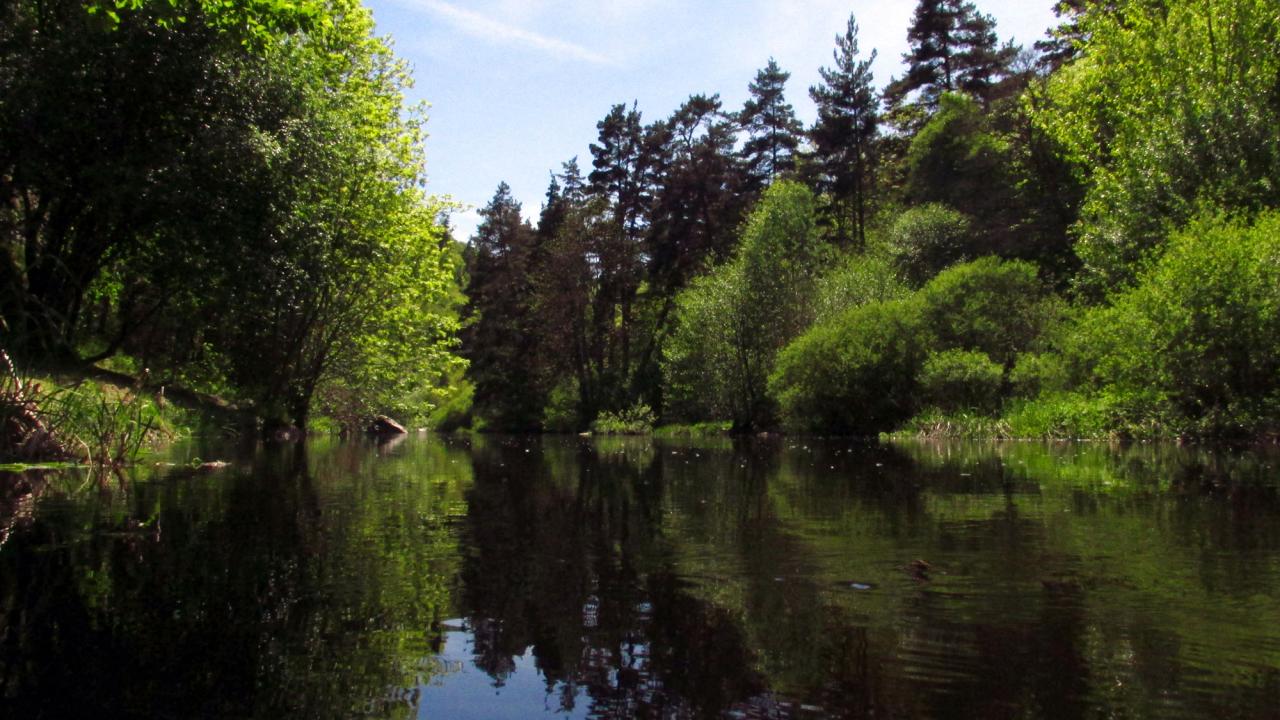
2 350 168 467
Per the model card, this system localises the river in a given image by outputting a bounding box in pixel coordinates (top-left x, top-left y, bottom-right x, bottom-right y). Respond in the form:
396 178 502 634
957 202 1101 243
2 435 1278 718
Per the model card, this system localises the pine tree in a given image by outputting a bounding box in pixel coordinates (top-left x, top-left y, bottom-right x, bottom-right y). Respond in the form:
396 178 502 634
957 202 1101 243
462 183 544 430
588 102 648 237
738 59 803 191
1034 0 1102 73
809 14 880 247
885 0 1015 110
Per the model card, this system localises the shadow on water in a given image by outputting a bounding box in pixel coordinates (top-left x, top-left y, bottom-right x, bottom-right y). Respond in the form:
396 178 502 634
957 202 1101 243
1 435 1278 718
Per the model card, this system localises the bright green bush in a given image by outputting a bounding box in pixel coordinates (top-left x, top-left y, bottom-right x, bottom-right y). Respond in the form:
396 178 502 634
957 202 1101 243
769 298 926 435
1008 352 1070 398
814 251 910 323
591 404 656 436
1059 212 1280 436
540 377 580 433
919 349 1004 414
918 257 1049 366
1002 392 1123 441
886 203 973 285
1034 0 1280 293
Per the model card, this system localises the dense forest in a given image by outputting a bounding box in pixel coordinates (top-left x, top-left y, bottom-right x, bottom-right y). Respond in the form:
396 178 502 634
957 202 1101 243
456 0 1280 440
3 0 1279 444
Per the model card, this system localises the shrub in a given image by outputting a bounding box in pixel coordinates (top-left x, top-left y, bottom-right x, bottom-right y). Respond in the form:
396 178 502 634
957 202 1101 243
919 349 1004 414
427 380 473 432
1003 392 1124 440
1008 352 1070 398
814 251 910 323
541 377 580 433
887 203 973 285
1060 212 1280 436
591 404 656 436
918 257 1049 366
769 298 926 436
662 181 828 430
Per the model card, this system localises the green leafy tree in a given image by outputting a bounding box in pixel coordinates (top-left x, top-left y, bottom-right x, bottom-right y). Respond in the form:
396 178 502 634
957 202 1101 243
1058 213 1280 436
663 181 827 430
769 297 927 435
904 93 1015 252
1034 0 1280 293
886 203 974 285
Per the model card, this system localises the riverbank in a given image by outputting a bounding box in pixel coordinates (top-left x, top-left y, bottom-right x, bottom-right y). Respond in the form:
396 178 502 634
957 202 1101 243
1 354 250 468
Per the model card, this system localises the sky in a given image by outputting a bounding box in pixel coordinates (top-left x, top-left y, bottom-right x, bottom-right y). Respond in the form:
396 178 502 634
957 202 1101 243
363 0 1062 240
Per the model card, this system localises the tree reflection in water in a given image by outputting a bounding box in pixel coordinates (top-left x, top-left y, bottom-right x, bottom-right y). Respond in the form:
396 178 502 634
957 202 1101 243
1 436 1278 719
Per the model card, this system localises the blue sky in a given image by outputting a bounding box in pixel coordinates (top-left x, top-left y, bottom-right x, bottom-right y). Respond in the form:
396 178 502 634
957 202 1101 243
363 0 1061 240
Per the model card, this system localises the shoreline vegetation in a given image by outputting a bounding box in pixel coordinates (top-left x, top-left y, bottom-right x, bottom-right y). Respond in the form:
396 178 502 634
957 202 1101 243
4 0 1279 457
453 0 1280 445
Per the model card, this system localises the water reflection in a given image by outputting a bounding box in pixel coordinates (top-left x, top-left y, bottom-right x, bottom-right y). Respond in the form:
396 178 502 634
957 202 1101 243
0 437 1277 718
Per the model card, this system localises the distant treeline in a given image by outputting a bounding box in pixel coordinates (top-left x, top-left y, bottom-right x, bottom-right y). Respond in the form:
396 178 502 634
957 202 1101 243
1 0 464 432
458 0 1280 440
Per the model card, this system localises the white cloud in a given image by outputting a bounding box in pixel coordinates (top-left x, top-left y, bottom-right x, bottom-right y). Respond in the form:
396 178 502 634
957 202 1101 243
391 0 614 65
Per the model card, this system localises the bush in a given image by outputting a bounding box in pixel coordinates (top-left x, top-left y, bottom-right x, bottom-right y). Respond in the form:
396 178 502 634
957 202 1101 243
541 377 580 433
1008 352 1070 398
887 203 973 285
918 257 1049 366
919 349 1004 414
814 252 910 323
1059 212 1280 436
769 298 926 436
1003 392 1124 440
591 404 656 436
427 380 473 432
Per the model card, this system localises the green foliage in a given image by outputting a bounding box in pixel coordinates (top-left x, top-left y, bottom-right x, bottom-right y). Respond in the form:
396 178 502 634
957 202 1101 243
591 404 656 436
769 298 926 435
906 94 1009 210
426 377 474 433
1002 392 1122 441
541 377 580 433
895 407 1012 439
663 181 828 430
1 0 462 433
808 14 879 246
1035 0 1280 292
662 263 744 423
886 203 973 285
814 251 909 323
1056 212 1280 437
917 257 1048 366
739 58 804 186
1008 351 1070 398
652 421 733 438
1 359 176 466
919 349 1004 414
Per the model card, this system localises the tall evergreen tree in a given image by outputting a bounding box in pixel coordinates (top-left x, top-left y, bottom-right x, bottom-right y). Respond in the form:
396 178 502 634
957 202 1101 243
585 104 656 410
648 94 743 287
462 183 544 430
738 59 803 191
634 94 747 410
884 0 1015 110
809 15 880 247
588 102 649 237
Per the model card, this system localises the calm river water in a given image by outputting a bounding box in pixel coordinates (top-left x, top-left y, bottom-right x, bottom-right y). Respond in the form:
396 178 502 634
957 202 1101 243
2 435 1278 719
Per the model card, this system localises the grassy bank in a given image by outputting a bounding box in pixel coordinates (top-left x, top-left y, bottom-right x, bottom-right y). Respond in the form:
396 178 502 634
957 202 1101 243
2 353 246 467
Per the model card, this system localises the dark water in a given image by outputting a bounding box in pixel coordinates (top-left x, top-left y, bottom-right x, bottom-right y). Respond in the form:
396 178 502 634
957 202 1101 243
2 435 1279 719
